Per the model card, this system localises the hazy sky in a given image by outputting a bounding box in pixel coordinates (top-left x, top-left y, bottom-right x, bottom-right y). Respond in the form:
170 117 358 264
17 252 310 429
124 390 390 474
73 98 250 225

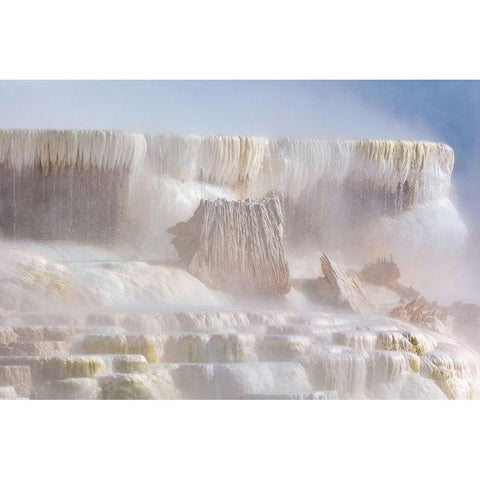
0 80 478 231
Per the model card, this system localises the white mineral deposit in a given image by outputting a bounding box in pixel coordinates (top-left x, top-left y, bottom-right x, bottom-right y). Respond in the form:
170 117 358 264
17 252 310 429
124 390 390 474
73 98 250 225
0 129 478 399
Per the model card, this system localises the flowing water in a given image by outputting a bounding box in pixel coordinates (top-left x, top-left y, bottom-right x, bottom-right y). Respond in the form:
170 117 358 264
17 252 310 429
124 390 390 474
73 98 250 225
0 129 477 400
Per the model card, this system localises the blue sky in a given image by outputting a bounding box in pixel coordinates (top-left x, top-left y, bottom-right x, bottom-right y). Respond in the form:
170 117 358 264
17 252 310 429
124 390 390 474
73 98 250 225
0 80 478 231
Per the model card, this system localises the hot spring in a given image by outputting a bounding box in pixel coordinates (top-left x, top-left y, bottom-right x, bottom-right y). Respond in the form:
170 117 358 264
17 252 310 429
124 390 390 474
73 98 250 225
0 129 478 400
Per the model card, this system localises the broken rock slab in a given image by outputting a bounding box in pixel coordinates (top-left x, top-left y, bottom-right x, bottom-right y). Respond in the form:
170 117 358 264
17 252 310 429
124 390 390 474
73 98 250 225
168 196 290 294
316 255 374 315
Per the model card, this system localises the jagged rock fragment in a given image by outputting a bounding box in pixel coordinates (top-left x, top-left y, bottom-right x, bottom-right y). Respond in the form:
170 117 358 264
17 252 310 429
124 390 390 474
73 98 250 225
360 256 419 301
168 196 290 294
316 255 373 315
390 296 453 334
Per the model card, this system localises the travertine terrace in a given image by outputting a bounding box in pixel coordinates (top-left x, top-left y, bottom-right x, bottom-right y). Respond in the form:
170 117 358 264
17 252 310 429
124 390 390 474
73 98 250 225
0 129 477 400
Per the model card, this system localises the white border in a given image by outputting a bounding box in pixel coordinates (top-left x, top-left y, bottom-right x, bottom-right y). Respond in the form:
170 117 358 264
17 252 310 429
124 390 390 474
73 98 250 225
1 1 479 479
1 0 480 79
1 401 479 479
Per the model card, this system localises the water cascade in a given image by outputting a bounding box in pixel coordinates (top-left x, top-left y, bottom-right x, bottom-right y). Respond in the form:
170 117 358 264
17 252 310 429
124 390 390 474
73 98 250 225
0 129 477 400
0 130 146 243
125 134 465 263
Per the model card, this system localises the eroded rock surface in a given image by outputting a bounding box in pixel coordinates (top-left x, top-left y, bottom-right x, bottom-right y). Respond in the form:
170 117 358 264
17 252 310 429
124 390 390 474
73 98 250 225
390 297 453 334
168 196 290 294
0 310 478 400
316 255 374 315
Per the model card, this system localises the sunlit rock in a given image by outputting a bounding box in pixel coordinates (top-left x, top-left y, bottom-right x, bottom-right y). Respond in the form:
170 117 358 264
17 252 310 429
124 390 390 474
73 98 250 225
98 374 177 400
100 374 156 400
73 334 159 363
316 255 373 315
391 297 454 334
419 343 480 399
0 355 104 384
112 355 149 374
0 130 475 400
168 196 290 294
126 335 159 363
375 330 437 354
74 334 127 355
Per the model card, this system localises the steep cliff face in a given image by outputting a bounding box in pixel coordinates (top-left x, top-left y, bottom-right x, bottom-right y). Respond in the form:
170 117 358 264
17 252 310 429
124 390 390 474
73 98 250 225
0 131 477 400
0 130 466 262
143 134 465 260
0 130 146 243
145 135 454 204
0 130 146 172
168 196 290 294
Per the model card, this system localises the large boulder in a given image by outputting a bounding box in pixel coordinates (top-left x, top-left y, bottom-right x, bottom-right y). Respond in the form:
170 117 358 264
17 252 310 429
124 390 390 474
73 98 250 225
168 196 290 294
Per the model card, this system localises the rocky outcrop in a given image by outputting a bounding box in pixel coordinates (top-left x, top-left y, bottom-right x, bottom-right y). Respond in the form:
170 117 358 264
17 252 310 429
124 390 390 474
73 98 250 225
316 255 374 315
359 256 419 301
390 296 453 334
168 196 290 294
